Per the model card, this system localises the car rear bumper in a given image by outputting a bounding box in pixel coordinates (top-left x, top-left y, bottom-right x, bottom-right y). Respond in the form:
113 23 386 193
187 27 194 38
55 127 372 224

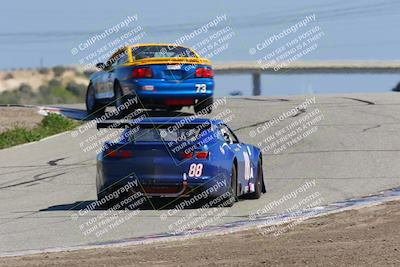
97 173 229 199
120 79 214 107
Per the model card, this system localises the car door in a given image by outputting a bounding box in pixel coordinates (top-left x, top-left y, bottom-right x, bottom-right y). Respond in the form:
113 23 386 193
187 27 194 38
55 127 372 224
101 49 127 99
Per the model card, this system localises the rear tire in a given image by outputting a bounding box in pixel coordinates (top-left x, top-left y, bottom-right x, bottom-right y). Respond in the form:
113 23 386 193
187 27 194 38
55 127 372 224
225 164 238 207
86 84 105 117
114 83 132 118
194 97 213 114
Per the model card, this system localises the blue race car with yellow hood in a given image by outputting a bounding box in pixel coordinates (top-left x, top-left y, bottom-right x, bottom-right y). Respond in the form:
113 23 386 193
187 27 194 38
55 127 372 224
86 44 214 116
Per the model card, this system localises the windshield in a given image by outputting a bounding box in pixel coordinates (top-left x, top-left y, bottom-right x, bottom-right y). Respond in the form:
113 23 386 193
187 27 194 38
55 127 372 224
132 45 197 60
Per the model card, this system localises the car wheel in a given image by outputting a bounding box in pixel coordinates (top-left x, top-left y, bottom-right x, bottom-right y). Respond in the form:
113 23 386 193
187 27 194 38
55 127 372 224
86 84 105 117
114 83 131 118
247 159 263 199
194 97 213 114
225 164 238 207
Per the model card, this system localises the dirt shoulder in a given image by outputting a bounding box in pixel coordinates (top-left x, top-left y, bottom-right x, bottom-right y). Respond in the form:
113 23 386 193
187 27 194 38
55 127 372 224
0 107 42 133
2 200 400 267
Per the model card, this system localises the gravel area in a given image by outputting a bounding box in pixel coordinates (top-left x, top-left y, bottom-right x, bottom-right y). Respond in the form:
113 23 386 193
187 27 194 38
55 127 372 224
1 200 400 266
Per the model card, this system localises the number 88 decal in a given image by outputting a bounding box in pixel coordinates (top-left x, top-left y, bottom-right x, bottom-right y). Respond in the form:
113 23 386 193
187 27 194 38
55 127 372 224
188 163 203 177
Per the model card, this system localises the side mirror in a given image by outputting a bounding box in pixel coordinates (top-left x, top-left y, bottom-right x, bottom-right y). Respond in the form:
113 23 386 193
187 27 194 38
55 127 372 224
96 62 106 70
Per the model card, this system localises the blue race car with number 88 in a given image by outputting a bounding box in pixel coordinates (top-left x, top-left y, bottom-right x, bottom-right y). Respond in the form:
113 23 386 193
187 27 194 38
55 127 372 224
96 118 266 207
86 44 215 116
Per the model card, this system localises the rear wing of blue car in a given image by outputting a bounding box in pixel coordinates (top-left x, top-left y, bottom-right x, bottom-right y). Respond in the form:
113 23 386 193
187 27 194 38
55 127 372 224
97 120 142 130
96 120 212 130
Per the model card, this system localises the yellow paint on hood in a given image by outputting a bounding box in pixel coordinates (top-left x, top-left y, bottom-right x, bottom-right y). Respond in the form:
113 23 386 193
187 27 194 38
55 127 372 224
128 57 211 66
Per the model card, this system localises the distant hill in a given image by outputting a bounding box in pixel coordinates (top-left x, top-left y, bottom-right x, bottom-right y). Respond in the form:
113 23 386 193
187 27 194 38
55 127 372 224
0 66 89 93
0 66 93 105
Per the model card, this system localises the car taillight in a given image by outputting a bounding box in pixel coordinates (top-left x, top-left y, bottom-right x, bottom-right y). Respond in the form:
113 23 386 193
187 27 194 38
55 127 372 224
120 150 133 158
132 68 152 78
105 149 133 158
105 149 118 158
180 152 193 159
195 151 209 159
195 68 203 78
195 67 213 78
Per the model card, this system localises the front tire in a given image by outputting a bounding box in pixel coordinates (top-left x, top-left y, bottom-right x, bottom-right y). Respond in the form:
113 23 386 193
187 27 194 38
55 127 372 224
194 97 213 114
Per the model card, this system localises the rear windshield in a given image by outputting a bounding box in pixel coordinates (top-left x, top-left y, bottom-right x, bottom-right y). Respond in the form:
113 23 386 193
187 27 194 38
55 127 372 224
126 124 210 143
132 45 197 60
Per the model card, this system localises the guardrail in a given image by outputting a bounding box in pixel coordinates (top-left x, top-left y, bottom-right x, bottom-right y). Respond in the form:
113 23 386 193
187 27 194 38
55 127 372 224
213 61 400 95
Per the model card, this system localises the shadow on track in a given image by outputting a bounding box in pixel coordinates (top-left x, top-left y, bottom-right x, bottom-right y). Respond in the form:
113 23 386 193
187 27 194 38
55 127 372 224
40 198 208 211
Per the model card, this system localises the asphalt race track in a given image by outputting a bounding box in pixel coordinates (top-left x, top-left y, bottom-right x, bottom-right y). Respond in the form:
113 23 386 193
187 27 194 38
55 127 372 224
1 93 400 255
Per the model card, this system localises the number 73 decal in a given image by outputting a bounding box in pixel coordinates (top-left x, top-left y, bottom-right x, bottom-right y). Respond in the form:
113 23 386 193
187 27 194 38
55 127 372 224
195 84 207 93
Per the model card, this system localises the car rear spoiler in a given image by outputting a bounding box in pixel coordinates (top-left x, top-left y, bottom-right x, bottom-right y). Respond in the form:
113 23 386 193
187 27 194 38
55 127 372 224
97 120 211 130
97 120 140 130
130 57 211 66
